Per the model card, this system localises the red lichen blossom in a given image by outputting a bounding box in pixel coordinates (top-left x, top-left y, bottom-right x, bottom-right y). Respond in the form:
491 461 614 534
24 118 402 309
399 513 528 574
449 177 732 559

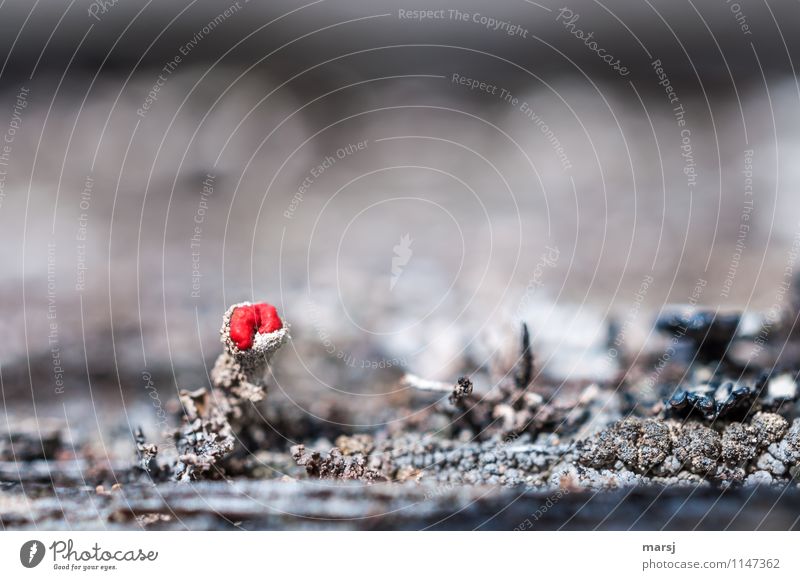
229 302 284 350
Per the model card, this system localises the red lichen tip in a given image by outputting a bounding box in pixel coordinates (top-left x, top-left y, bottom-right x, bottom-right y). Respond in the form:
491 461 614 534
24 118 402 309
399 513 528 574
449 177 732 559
229 302 284 350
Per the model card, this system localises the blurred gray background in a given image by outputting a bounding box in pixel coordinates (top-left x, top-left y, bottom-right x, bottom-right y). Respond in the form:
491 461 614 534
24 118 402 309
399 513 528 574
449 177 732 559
1 0 799 441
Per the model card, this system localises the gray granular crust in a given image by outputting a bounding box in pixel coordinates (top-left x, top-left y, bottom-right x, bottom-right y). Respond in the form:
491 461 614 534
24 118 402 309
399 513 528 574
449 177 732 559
768 418 800 464
571 414 800 486
756 451 787 476
719 413 789 467
750 412 789 447
181 408 800 489
577 418 724 476
335 434 375 456
721 423 758 464
293 434 573 487
674 423 721 475
577 418 671 472
638 419 672 469
291 444 386 482
613 419 642 467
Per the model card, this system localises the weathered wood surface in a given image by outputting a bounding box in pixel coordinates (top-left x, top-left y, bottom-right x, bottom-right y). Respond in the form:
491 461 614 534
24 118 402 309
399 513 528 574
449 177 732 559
3 477 799 530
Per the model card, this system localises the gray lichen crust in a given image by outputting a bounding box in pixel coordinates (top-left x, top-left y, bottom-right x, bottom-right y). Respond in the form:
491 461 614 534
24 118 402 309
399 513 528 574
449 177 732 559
288 414 800 491
291 433 572 487
569 414 800 488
